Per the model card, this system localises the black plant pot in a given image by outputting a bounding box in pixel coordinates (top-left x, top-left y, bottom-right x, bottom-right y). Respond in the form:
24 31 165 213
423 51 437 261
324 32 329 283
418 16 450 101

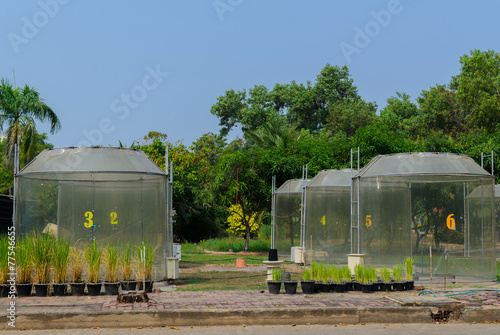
360 283 373 293
345 281 354 291
16 283 32 297
87 282 102 296
121 280 137 291
379 282 392 292
405 281 414 291
0 284 10 297
138 280 154 293
352 281 362 291
371 281 381 292
335 282 347 293
267 281 281 294
70 283 85 296
301 280 315 294
52 283 67 296
392 282 405 291
34 283 49 297
314 281 323 293
104 282 120 295
284 281 298 294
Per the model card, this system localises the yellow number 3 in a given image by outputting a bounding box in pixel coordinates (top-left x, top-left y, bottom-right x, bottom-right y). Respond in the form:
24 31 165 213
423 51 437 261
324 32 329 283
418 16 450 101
110 212 118 225
84 211 93 228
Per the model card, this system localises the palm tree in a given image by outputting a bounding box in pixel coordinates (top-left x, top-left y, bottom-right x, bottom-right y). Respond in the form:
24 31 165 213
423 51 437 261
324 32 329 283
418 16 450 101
246 119 304 152
0 78 61 165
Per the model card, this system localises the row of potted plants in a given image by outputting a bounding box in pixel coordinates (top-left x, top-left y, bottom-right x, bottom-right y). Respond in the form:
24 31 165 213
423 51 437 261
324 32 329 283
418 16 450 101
0 233 157 297
267 258 414 294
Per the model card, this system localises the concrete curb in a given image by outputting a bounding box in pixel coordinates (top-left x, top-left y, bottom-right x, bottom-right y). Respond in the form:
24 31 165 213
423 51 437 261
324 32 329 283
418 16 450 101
460 306 500 323
7 307 442 330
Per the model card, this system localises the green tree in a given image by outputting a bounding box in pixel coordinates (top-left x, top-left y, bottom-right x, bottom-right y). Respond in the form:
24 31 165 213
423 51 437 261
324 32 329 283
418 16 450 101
0 79 61 165
451 49 500 133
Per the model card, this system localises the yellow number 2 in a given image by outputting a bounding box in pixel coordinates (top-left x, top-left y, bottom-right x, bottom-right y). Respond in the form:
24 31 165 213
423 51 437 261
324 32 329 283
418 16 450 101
110 212 118 225
320 215 326 225
84 211 94 228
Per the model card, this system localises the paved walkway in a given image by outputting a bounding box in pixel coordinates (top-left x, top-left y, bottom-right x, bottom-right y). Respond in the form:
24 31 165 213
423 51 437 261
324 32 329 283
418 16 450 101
1 285 499 330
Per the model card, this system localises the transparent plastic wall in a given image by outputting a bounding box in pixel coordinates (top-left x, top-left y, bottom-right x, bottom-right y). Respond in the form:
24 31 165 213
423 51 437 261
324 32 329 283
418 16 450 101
274 180 306 259
15 148 169 280
355 153 496 282
304 170 351 265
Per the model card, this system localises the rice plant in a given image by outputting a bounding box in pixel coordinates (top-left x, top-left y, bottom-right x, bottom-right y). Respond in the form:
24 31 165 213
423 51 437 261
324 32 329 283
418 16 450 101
104 243 119 283
137 241 157 281
271 268 281 282
32 233 54 284
70 247 85 283
380 266 391 282
341 266 352 282
0 235 9 284
120 243 134 281
405 257 414 281
15 235 33 284
53 236 71 283
85 242 102 283
331 266 342 283
302 268 311 281
368 266 377 283
393 264 403 282
354 263 364 282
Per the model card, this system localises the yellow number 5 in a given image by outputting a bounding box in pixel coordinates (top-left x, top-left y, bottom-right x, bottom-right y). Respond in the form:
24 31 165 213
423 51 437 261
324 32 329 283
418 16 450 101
365 215 372 227
84 211 93 228
110 212 118 225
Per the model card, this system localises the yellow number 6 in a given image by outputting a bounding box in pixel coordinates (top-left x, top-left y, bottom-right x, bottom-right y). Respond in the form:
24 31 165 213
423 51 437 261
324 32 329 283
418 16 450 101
84 211 93 228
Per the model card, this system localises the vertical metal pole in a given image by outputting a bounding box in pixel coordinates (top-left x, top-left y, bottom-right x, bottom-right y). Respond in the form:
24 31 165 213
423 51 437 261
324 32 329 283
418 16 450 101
300 166 305 251
357 147 360 254
302 165 308 250
12 144 18 231
169 164 174 258
271 176 276 250
491 150 494 176
350 148 354 254
430 246 433 285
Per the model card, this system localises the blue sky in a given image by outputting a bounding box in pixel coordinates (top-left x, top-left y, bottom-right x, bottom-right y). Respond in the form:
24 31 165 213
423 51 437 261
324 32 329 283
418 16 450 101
1 0 499 148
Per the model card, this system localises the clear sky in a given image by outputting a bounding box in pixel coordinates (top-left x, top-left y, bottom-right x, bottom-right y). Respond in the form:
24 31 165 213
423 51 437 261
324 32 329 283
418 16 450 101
1 0 499 148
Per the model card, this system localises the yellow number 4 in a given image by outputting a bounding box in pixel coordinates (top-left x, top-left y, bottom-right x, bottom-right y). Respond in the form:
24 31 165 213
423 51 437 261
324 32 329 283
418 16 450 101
320 215 326 225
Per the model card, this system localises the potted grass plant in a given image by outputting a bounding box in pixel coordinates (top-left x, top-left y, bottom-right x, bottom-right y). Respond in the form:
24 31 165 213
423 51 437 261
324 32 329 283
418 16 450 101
69 247 85 296
267 268 281 294
137 242 157 293
354 263 364 291
120 243 136 291
341 266 353 291
283 271 298 295
392 264 405 291
405 257 414 290
380 266 392 292
322 266 334 293
104 243 120 295
85 241 102 296
368 266 378 292
32 233 53 297
300 267 315 294
15 235 33 297
311 262 323 293
360 266 372 293
52 237 71 296
0 235 10 297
